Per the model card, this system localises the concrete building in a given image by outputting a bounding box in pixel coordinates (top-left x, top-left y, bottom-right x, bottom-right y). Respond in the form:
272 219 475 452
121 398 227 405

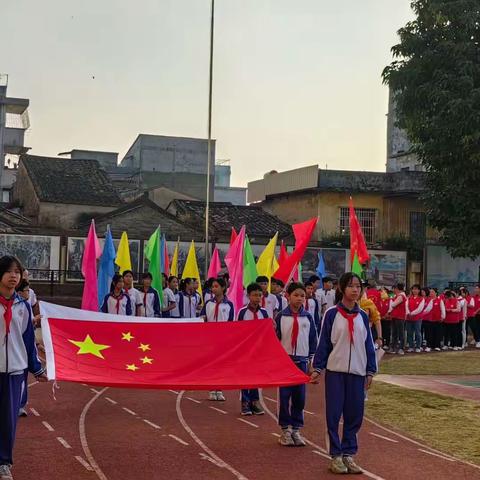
214 160 247 205
59 149 119 170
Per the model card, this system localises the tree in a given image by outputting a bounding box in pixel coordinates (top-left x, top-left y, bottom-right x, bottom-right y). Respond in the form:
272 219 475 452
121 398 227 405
383 0 480 258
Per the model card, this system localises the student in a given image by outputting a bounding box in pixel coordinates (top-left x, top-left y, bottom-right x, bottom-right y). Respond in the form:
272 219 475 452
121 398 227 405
203 278 215 304
359 289 382 348
275 282 317 447
379 288 392 351
22 269 40 323
101 274 132 316
178 278 200 318
139 273 161 318
0 256 47 480
304 281 321 332
458 287 469 349
165 276 180 318
406 284 425 353
366 279 382 311
422 288 445 351
237 283 269 416
316 276 336 315
271 278 288 312
192 278 203 315
311 272 377 475
161 274 176 318
388 283 407 355
122 270 144 317
256 276 279 318
443 291 462 350
468 285 480 348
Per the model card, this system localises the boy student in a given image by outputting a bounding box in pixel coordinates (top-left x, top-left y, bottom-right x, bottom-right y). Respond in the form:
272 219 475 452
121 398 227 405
406 284 425 353
271 278 288 312
275 282 317 447
468 285 480 348
0 256 47 480
178 278 200 318
101 274 133 316
237 283 269 416
316 276 336 315
388 283 407 355
256 276 279 318
122 270 144 317
304 281 321 332
139 273 161 318
161 274 176 318
311 272 377 475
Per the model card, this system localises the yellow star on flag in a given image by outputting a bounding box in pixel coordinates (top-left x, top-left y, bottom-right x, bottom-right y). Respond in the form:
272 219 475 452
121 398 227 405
126 363 139 371
138 343 151 352
122 332 135 342
68 335 110 359
140 356 153 365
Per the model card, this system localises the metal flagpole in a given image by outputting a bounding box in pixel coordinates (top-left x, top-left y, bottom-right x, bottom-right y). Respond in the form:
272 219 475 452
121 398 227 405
204 0 215 277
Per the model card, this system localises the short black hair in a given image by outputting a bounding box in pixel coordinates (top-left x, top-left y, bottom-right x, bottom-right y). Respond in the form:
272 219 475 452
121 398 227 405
421 287 430 297
142 272 153 280
308 275 320 283
338 272 363 295
247 283 263 294
411 284 421 291
0 255 23 281
305 281 314 288
323 276 333 283
122 270 134 277
271 277 285 287
256 276 269 283
110 273 124 292
286 282 306 294
394 282 405 291
211 277 227 292
168 275 178 283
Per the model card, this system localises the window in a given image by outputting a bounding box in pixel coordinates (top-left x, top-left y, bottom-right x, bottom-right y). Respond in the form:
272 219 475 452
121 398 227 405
409 211 426 240
1 189 10 203
339 207 376 243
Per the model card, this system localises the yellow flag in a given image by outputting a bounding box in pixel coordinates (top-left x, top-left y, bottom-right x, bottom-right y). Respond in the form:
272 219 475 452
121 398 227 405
181 240 202 295
170 240 179 277
115 231 132 274
256 232 279 289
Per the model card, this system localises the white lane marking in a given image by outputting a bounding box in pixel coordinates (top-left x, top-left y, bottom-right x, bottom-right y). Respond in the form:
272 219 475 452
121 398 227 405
56 437 72 449
79 387 109 480
28 381 39 387
418 449 456 462
271 433 280 438
29 407 40 417
237 418 259 428
209 406 228 414
42 421 54 431
168 434 189 446
313 450 331 460
143 419 161 429
169 389 180 394
369 432 399 443
263 396 277 403
105 397 118 405
90 388 100 394
75 456 94 471
122 407 137 416
176 391 249 480
199 452 223 468
187 397 201 404
304 410 315 415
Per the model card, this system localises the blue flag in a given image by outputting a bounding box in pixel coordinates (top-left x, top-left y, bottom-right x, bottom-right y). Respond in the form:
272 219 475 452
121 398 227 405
316 250 326 279
97 227 116 308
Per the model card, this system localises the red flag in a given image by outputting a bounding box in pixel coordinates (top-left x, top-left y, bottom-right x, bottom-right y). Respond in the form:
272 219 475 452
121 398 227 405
42 304 309 390
274 218 318 283
278 241 289 267
163 238 170 276
230 227 238 246
349 197 370 264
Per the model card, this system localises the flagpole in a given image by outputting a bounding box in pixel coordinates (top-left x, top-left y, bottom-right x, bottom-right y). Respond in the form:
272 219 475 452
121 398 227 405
204 0 215 277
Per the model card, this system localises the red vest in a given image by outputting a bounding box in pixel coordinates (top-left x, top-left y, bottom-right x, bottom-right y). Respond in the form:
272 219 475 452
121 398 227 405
391 293 407 320
472 295 480 316
430 298 444 322
379 298 390 318
367 288 382 311
444 298 460 324
407 296 424 321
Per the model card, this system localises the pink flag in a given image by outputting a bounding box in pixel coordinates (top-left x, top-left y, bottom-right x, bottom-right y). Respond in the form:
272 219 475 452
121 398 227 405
225 226 246 314
207 246 222 279
81 220 101 311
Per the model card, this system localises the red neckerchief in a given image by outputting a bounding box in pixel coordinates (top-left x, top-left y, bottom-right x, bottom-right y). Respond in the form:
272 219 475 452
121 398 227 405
291 312 300 350
336 305 357 344
261 294 267 308
214 298 221 321
304 298 309 310
0 296 14 334
248 305 259 320
112 292 123 314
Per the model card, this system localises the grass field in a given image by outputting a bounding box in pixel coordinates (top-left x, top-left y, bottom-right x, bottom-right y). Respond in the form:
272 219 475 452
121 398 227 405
379 350 480 375
367 382 480 465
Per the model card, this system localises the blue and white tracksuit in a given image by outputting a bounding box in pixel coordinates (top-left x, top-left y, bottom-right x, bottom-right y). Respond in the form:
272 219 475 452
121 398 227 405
1 294 44 466
305 297 321 333
100 292 133 316
201 298 235 322
313 303 377 457
275 306 317 429
178 292 200 318
165 288 180 318
139 287 161 318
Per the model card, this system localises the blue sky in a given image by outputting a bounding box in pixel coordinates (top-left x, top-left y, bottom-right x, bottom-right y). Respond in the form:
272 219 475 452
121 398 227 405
2 0 412 186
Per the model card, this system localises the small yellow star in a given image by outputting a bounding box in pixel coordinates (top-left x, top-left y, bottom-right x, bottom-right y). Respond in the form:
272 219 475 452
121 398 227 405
138 343 151 352
122 332 135 342
140 356 153 365
126 363 139 371
68 335 110 359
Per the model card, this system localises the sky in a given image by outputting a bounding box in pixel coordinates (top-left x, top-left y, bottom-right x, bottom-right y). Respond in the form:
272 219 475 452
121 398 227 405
2 0 413 187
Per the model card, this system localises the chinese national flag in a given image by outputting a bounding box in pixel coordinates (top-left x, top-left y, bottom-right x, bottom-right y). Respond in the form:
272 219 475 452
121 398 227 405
349 197 370 264
42 303 309 390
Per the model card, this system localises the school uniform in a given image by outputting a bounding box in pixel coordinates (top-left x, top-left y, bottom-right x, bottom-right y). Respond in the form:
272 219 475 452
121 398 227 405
388 292 407 351
203 290 213 304
406 296 425 350
139 287 161 318
304 297 321 333
379 297 391 348
1 294 44 467
313 303 377 458
163 287 179 318
275 306 317 430
101 292 132 316
275 293 288 312
178 292 200 318
261 292 279 318
316 289 336 314
469 295 480 344
444 298 462 348
201 297 235 322
422 297 445 349
124 287 143 316
162 288 176 318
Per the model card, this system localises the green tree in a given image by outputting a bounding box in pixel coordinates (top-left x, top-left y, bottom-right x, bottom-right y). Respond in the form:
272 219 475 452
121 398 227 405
383 0 480 258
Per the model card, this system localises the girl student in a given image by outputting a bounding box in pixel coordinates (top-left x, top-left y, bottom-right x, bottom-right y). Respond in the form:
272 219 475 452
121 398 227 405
379 288 392 351
178 278 200 318
421 288 445 351
164 276 180 318
122 270 144 317
311 272 377 475
458 287 469 349
161 274 176 318
0 256 47 480
387 283 408 355
275 282 317 448
468 285 480 348
101 274 133 316
139 273 161 318
406 284 425 353
201 278 234 403
443 290 462 350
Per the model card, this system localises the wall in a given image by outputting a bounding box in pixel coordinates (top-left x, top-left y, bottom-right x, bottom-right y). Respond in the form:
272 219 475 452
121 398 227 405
38 202 114 228
214 186 246 205
70 150 118 169
12 163 39 218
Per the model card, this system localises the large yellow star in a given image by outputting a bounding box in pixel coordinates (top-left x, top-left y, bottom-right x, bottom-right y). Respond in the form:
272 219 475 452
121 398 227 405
126 363 139 371
140 356 153 365
68 335 110 359
121 332 135 342
138 343 151 352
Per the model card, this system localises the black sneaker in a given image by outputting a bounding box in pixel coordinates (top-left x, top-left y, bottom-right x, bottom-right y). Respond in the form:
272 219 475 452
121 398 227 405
250 401 265 415
241 402 252 416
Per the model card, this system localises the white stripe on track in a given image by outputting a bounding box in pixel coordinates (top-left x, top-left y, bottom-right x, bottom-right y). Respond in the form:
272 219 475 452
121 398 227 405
210 406 228 414
75 456 94 471
105 397 118 405
369 432 398 443
187 397 201 404
42 421 54 431
418 449 455 462
176 391 249 480
28 381 39 387
143 419 161 429
56 437 72 449
168 434 189 446
237 418 259 428
122 407 137 416
169 390 180 394
29 407 40 417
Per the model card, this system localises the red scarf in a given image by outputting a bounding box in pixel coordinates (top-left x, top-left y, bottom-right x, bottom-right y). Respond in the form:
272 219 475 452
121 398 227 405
291 312 299 350
248 306 259 320
214 299 221 321
337 305 357 344
0 296 14 334
112 293 123 314
261 294 266 308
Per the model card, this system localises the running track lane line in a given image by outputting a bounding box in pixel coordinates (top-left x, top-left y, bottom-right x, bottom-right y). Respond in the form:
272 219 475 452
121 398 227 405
175 391 249 480
259 391 386 480
79 387 109 480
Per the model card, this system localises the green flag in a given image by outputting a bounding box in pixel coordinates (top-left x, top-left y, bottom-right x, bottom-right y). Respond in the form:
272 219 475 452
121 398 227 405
145 228 163 306
243 236 258 287
351 251 363 276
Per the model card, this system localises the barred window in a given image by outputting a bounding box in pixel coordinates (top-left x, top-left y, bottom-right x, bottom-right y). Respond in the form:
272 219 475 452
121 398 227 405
339 207 376 243
409 211 426 240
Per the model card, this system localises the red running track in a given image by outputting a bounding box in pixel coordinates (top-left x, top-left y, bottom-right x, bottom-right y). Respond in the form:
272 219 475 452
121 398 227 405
11 379 480 480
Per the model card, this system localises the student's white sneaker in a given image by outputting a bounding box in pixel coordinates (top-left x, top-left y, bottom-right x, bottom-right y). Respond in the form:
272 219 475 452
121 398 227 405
216 391 226 401
476 342 480 349
415 348 422 353
434 348 441 352
453 347 459 351
397 349 405 355
442 346 449 351
329 456 348 474
342 456 363 474
424 347 431 352
407 348 414 353
208 391 217 401
291 429 306 447
278 429 295 447
0 464 13 480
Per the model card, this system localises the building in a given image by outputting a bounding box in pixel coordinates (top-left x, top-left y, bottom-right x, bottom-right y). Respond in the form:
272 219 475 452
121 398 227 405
59 149 119 169
214 160 246 205
13 154 123 227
